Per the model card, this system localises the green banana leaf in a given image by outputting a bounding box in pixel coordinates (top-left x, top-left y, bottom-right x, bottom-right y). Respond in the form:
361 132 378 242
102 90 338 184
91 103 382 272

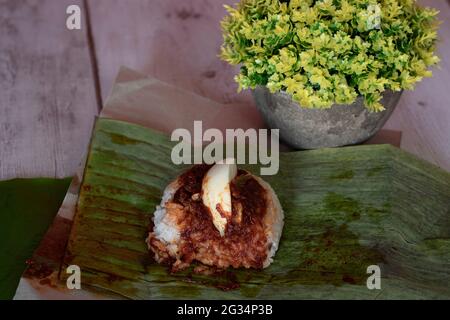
63 118 450 299
0 178 71 299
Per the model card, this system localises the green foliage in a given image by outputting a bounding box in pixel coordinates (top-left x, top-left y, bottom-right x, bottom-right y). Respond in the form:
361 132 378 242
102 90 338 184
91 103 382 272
221 0 440 111
0 178 71 299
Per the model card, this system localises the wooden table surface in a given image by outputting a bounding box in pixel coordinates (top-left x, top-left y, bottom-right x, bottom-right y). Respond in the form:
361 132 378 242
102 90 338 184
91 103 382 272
1 0 449 181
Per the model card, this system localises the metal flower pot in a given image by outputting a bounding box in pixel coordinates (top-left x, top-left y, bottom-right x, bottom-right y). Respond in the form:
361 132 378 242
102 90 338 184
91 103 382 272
252 86 402 149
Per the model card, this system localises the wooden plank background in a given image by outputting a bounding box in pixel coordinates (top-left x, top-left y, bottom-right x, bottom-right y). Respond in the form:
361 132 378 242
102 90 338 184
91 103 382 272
87 0 245 105
0 0 449 181
0 0 98 180
383 0 450 172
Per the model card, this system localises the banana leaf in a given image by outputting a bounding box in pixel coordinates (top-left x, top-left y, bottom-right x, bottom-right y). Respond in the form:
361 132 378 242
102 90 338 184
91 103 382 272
0 178 71 299
62 118 450 299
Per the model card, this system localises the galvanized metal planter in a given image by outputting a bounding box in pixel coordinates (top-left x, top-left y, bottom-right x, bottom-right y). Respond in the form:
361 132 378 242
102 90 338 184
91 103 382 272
252 86 403 149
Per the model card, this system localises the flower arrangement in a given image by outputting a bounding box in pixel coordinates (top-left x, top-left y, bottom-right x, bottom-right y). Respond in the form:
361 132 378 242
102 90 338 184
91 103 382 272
220 0 440 111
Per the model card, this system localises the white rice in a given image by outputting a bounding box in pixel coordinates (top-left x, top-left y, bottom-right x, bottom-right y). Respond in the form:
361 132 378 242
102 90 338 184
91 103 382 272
149 180 181 257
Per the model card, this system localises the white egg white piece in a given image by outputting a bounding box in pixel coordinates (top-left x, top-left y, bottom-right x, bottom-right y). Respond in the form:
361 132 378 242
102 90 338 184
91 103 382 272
201 158 237 236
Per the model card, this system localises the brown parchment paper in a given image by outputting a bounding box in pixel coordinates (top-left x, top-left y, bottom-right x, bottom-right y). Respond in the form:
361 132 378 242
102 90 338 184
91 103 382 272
13 67 400 299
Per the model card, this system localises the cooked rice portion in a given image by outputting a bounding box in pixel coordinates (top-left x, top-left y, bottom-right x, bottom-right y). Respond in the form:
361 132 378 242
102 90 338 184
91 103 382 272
147 164 283 271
